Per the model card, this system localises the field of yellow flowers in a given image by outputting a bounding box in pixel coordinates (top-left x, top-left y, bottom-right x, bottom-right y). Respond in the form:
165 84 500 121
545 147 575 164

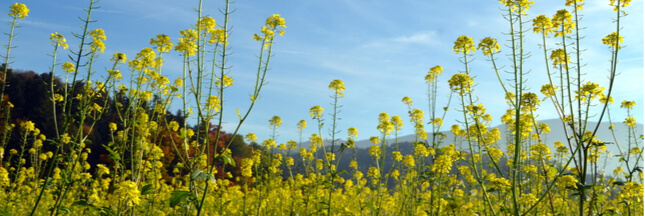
0 0 642 215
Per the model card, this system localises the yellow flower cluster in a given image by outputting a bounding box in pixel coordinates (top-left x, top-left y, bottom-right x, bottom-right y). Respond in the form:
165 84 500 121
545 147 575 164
309 105 324 118
532 15 553 36
448 73 474 96
477 37 500 56
602 32 624 50
9 3 29 19
452 35 476 54
89 28 106 53
550 48 569 68
328 79 346 97
425 65 443 83
269 115 282 128
552 9 575 38
49 32 68 49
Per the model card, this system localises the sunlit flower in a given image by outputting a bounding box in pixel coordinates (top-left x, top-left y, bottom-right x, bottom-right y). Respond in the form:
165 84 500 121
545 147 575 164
206 95 221 112
532 15 553 36
624 117 636 127
62 62 76 73
150 34 173 53
216 75 234 87
347 127 358 138
448 73 474 96
565 0 584 10
621 100 636 109
478 37 500 56
115 180 141 206
550 48 569 68
552 9 575 38
453 35 476 54
328 79 346 97
9 3 29 19
50 32 68 49
21 120 35 133
269 116 282 128
602 32 624 50
401 96 413 106
89 29 106 53
425 65 443 83
310 105 324 118
609 0 632 11
540 84 557 97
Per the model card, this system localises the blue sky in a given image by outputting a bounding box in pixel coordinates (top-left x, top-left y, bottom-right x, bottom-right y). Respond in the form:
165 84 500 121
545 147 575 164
2 0 643 144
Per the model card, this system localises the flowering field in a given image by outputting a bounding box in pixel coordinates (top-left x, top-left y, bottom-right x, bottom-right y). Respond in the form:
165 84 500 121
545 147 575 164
0 0 643 216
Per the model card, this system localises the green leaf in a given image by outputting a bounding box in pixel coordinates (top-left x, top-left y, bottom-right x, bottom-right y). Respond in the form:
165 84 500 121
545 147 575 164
141 184 155 195
169 191 192 208
72 200 94 208
190 169 215 184
220 154 236 166
612 181 625 186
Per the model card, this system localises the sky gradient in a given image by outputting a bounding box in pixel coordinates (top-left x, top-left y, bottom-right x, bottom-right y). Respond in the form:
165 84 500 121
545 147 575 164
2 0 643 144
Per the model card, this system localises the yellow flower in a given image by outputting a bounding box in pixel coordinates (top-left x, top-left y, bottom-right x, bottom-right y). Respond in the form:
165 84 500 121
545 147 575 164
175 29 198 56
448 73 474 96
60 133 71 144
89 29 106 53
610 0 632 11
109 123 117 132
552 9 575 38
21 120 35 133
245 133 257 143
602 32 624 50
565 0 584 10
369 145 381 159
62 62 76 73
575 82 605 101
557 175 578 189
532 15 553 37
367 166 379 178
425 65 443 83
208 28 227 45
403 155 415 167
391 115 404 131
621 100 636 109
150 34 173 53
478 37 500 56
392 151 403 161
309 105 324 118
0 167 9 187
206 95 221 112
453 35 476 54
390 169 400 179
328 79 346 97
198 16 216 30
377 112 394 135
216 75 234 87
115 180 141 206
9 3 29 19
269 116 282 128
297 120 307 130
266 14 287 28
401 96 413 106
550 48 569 68
347 127 358 138
50 32 68 49
540 84 557 97
624 117 636 127
349 160 358 169
369 136 380 145
241 158 254 178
